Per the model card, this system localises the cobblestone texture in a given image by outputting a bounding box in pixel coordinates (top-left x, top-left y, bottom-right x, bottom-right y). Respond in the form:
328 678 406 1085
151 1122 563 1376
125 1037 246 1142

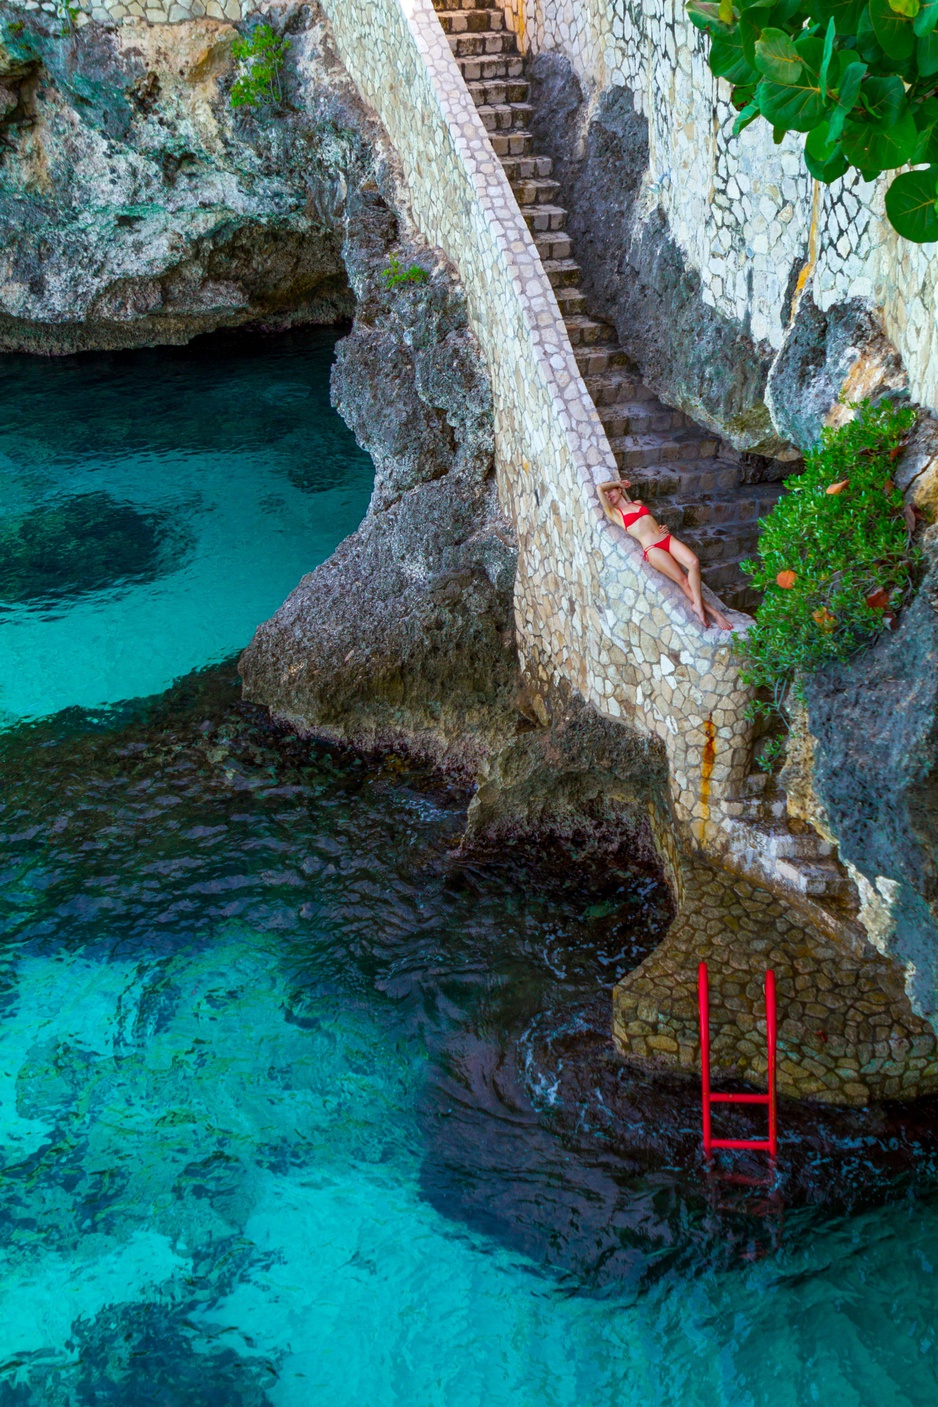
613 826 938 1104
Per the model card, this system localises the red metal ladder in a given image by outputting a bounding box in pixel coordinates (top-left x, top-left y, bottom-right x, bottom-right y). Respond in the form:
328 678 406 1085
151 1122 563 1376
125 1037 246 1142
698 961 778 1160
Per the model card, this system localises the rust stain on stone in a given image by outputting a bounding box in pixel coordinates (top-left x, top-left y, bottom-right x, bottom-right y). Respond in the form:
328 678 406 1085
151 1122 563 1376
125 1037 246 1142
699 716 717 843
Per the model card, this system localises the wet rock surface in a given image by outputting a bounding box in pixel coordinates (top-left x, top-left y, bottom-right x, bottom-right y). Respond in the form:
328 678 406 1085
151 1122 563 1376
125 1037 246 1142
0 3 383 351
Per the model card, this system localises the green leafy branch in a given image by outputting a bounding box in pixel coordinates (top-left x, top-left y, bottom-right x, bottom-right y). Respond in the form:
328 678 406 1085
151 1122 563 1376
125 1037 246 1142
688 0 938 241
230 23 291 110
736 398 921 723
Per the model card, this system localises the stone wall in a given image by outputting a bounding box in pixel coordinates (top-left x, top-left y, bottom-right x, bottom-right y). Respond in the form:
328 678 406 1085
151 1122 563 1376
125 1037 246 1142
506 0 938 449
285 0 759 846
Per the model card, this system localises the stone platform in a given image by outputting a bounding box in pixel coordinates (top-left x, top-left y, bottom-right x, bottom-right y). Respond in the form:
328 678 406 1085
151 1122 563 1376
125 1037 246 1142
613 854 938 1106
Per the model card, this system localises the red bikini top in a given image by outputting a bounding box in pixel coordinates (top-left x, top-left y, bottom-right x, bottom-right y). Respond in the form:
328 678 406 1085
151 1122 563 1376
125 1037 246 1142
620 503 650 528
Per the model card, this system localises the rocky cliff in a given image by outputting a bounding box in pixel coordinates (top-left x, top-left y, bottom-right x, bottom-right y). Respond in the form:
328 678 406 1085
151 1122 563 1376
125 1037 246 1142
0 3 369 350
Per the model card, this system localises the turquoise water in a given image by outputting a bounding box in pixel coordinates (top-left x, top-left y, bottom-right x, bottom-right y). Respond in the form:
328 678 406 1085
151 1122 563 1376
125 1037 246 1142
1 334 937 1404
0 329 373 725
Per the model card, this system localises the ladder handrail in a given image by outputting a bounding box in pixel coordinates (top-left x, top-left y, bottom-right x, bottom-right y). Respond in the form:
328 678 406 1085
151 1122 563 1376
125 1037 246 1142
698 962 778 1159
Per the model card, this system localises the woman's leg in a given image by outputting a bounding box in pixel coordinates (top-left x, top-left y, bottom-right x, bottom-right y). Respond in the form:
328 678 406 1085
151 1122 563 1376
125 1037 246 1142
645 538 733 630
642 544 706 624
669 539 732 630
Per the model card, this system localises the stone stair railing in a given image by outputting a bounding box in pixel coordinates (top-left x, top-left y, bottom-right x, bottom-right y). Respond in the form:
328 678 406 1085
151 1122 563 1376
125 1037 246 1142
317 0 761 846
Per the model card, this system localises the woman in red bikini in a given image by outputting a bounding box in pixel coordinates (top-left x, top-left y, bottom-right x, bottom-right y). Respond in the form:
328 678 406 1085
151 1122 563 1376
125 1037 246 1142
598 479 733 632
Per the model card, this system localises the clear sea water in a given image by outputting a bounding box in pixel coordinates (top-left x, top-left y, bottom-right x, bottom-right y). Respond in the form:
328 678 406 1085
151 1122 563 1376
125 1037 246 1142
1 328 937 1405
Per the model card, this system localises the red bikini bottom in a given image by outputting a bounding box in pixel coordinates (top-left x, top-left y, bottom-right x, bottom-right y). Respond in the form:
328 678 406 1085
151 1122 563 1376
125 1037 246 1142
643 534 672 560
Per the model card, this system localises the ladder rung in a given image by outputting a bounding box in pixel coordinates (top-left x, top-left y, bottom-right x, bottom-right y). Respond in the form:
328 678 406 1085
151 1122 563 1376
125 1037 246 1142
710 1138 774 1150
709 1093 770 1105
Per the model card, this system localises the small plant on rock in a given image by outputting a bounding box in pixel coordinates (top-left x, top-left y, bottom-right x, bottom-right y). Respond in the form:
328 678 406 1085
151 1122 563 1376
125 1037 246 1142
738 398 921 728
55 0 82 36
230 23 291 110
382 255 430 289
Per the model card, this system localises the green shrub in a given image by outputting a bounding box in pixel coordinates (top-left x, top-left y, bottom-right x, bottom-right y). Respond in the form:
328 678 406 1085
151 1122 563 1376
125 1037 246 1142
382 256 430 289
737 398 920 715
230 24 290 110
687 0 938 242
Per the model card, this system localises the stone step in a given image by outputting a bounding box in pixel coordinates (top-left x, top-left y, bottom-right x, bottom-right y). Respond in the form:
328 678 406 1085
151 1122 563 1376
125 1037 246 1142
554 285 587 318
456 53 525 80
598 401 690 437
563 314 610 347
730 791 791 822
533 230 573 261
775 856 853 899
511 176 561 206
583 370 656 405
701 553 756 591
624 459 745 498
722 582 762 612
475 102 534 133
448 30 517 56
490 129 534 157
467 77 530 106
433 0 499 11
542 257 583 289
436 9 505 34
499 153 554 182
726 819 834 862
677 524 757 565
610 431 722 470
574 343 630 376
672 486 784 529
520 202 568 232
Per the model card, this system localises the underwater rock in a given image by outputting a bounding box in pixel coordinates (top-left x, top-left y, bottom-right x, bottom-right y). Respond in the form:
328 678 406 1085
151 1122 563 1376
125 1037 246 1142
0 491 192 605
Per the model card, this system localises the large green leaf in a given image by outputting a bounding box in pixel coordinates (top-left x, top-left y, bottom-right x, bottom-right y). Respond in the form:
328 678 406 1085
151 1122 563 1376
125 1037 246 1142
812 0 870 26
757 35 829 128
919 28 938 68
820 17 837 96
885 166 938 239
711 31 760 83
886 0 920 16
754 27 803 80
688 1 733 34
805 121 851 179
828 60 867 139
914 0 938 33
860 73 908 123
870 0 917 54
842 107 918 167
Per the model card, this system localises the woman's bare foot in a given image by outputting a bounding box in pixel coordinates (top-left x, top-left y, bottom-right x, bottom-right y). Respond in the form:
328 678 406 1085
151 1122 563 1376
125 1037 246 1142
704 602 733 631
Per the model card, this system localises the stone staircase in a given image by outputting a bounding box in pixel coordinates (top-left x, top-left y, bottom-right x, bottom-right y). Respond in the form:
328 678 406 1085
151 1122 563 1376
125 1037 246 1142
431 1 858 916
721 769 856 911
435 0 787 614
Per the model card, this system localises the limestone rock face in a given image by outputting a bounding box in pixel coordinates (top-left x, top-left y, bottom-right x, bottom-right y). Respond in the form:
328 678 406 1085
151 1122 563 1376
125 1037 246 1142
806 528 938 1021
239 242 521 777
525 52 908 458
0 3 383 352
